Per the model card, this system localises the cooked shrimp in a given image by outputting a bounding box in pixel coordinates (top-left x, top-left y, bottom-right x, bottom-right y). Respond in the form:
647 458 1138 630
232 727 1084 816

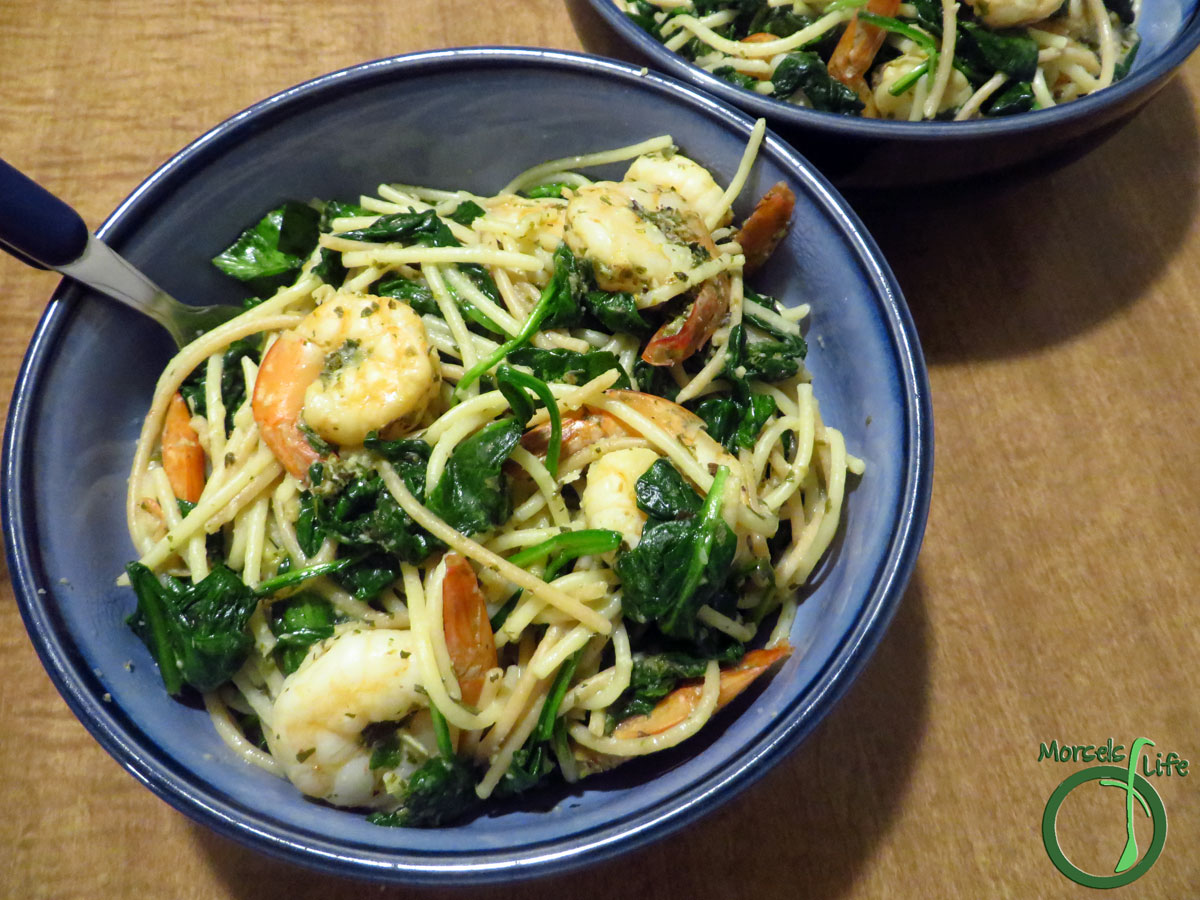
564 152 733 364
564 180 713 298
736 183 796 275
268 557 496 807
963 0 1063 27
478 195 565 256
873 56 973 120
252 291 441 479
625 150 731 229
161 392 206 504
612 645 792 739
268 628 430 807
579 447 661 547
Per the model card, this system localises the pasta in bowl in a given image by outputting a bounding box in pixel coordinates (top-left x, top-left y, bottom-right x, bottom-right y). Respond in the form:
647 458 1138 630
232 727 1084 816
4 49 929 881
124 129 863 824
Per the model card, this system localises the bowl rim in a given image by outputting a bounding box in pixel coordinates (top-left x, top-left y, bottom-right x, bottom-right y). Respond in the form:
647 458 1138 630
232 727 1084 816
582 0 1200 139
2 46 932 883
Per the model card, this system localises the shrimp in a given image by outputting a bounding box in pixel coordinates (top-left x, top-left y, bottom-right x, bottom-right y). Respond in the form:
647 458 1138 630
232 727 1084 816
579 447 661 548
963 0 1063 27
478 195 565 256
625 151 730 230
564 180 716 298
268 628 430 807
161 392 206 503
252 291 441 480
611 645 792 739
872 55 973 120
564 151 735 364
267 553 496 807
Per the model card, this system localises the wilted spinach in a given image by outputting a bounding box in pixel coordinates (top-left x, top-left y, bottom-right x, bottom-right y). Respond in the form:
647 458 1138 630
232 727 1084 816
506 346 631 389
367 755 481 828
426 419 524 535
771 52 865 114
617 462 738 648
270 593 336 674
212 201 321 297
126 562 258 695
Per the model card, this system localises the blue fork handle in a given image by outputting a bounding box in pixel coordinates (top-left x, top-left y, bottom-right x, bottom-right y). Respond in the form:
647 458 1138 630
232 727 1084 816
0 157 90 269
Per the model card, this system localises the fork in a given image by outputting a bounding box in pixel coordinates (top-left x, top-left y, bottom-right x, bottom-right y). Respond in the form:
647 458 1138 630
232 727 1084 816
0 157 240 348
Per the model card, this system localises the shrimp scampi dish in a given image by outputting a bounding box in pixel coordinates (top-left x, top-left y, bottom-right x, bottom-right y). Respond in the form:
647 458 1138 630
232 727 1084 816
619 0 1141 120
123 127 863 826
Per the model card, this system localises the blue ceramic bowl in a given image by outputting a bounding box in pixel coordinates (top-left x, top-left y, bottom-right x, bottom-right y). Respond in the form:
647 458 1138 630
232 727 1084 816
2 48 931 883
568 0 1200 187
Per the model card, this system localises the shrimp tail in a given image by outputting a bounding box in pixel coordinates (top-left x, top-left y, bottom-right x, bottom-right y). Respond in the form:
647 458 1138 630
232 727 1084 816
442 554 498 707
611 644 792 739
251 332 326 481
162 392 206 504
737 183 796 275
828 0 904 114
641 277 731 366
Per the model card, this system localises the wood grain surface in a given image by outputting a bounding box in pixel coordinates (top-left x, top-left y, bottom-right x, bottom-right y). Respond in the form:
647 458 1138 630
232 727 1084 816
2 2 1198 897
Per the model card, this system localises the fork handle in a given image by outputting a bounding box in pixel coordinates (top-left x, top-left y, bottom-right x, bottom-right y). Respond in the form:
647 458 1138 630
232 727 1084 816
0 157 90 269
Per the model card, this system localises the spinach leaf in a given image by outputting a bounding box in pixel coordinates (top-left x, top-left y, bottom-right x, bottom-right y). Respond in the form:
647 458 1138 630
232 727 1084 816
986 80 1036 116
375 275 439 316
367 755 481 828
633 359 681 401
178 336 261 432
312 248 347 288
542 243 591 329
694 392 777 452
270 593 335 675
126 562 258 695
319 200 371 230
212 202 321 297
617 465 738 647
506 346 631 389
301 438 439 567
634 457 702 520
496 365 561 475
494 742 556 797
771 52 866 114
426 419 523 535
958 22 1038 81
726 321 807 384
334 209 458 246
714 66 759 90
905 0 943 35
448 200 486 226
582 289 653 337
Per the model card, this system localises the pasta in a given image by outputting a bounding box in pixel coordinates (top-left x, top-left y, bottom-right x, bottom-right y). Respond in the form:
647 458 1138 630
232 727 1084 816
618 0 1140 120
121 127 863 826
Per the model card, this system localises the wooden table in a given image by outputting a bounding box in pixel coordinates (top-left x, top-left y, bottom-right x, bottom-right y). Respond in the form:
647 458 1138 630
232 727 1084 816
2 2 1198 896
